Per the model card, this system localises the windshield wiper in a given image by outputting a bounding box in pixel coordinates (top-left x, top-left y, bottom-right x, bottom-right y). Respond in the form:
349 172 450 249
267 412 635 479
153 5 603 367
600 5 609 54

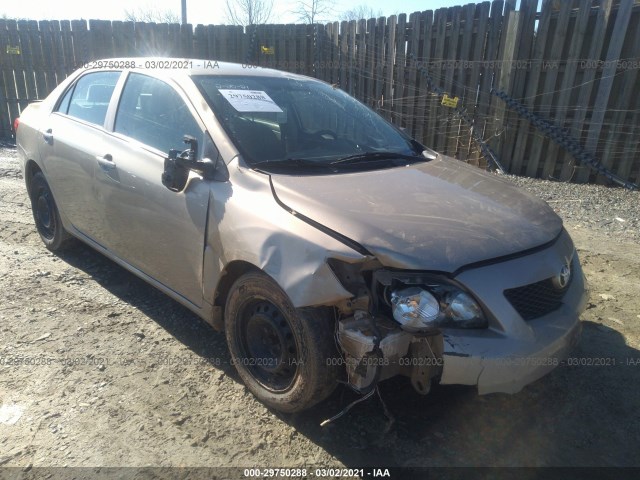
251 158 328 170
329 151 426 166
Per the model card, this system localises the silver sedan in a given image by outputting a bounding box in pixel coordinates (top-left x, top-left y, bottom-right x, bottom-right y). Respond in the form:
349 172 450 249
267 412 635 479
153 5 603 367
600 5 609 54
15 59 588 412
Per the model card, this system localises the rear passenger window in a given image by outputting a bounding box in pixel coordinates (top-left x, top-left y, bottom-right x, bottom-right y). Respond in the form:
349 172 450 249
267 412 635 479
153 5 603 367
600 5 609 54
61 71 120 126
114 73 202 155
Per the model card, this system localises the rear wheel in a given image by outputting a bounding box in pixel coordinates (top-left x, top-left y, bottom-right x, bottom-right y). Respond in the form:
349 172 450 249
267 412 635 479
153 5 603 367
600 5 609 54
224 272 339 412
29 172 72 251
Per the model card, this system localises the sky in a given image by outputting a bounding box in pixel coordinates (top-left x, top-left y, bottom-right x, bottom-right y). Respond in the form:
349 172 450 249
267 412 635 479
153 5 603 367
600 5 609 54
0 0 476 25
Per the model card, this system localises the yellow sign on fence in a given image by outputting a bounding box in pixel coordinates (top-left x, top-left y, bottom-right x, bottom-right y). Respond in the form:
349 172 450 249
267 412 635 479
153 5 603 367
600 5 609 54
6 46 21 55
261 45 274 55
441 94 459 108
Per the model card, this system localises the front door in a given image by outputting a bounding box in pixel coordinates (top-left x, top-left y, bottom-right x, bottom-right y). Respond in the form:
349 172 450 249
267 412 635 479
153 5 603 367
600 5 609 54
94 72 210 305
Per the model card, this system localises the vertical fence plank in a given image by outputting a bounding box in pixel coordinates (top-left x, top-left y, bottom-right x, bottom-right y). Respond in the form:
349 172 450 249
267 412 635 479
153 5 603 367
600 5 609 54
180 23 193 58
451 4 473 160
29 20 46 100
355 19 366 101
338 21 347 89
464 2 491 165
71 20 89 66
0 20 16 137
414 10 433 147
285 24 295 73
560 0 614 181
382 16 396 123
363 18 376 107
347 20 357 96
475 0 504 165
277 24 287 70
194 24 206 59
541 0 592 180
441 6 462 156
427 8 447 151
17 21 37 106
498 0 537 172
59 20 75 74
373 17 386 112
392 14 406 129
486 0 515 160
490 8 520 167
449 4 475 158
576 0 634 183
306 23 313 74
403 12 419 138
525 0 574 178
49 21 67 87
330 21 340 86
8 20 28 118
39 21 57 97
508 0 553 175
112 21 128 58
222 25 232 62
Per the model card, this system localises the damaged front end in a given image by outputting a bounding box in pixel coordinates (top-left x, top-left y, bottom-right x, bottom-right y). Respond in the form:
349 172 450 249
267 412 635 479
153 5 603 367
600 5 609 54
328 228 587 398
330 262 486 395
337 312 444 395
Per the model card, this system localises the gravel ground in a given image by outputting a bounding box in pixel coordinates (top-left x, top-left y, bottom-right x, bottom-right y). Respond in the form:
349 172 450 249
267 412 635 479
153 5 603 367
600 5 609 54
505 174 640 243
1 146 639 477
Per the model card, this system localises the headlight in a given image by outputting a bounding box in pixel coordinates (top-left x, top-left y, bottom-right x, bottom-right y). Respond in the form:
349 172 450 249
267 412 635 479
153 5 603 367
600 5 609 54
390 286 487 332
444 291 486 328
390 287 440 332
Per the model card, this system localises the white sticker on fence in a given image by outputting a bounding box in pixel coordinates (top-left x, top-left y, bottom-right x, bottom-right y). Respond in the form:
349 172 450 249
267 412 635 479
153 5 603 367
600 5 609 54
219 89 283 113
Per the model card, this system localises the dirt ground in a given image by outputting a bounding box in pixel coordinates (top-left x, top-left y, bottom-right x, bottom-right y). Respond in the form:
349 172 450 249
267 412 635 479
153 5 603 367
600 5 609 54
1 147 639 475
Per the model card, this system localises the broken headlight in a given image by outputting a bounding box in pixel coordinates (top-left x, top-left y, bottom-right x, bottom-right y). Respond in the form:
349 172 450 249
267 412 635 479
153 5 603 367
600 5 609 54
390 285 487 332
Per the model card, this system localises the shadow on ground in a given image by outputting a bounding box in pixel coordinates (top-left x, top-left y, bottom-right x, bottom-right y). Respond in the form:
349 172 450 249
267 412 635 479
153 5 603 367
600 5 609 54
57 242 640 469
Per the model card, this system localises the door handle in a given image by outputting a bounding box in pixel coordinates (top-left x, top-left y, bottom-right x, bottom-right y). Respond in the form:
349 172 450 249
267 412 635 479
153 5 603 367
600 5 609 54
43 128 53 145
96 154 116 170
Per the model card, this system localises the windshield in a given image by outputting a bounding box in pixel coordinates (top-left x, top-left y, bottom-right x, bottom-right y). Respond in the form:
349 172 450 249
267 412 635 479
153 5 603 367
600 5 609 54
192 75 423 172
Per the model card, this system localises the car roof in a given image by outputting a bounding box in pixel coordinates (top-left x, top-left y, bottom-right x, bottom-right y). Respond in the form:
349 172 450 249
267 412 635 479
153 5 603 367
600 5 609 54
80 57 316 81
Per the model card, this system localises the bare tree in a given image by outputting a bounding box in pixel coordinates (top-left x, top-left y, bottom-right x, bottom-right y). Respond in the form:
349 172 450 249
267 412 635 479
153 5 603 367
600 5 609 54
293 0 335 24
225 0 274 26
124 7 180 23
340 5 382 21
1 13 17 20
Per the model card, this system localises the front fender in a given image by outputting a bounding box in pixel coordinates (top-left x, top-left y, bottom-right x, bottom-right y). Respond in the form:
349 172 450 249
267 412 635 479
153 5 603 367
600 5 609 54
202 158 367 308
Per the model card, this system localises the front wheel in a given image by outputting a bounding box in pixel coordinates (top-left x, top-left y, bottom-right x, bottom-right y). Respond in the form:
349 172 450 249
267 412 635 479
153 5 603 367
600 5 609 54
29 172 72 251
224 272 339 412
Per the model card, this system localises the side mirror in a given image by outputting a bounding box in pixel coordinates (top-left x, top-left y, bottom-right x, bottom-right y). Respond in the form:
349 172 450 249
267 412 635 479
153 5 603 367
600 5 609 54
162 135 229 192
162 149 190 192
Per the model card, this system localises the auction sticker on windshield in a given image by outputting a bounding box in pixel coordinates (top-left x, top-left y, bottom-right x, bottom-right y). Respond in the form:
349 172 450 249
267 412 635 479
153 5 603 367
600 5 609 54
219 89 283 112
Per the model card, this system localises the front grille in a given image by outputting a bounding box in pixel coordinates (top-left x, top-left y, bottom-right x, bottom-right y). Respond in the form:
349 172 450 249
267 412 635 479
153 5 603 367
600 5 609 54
504 277 570 321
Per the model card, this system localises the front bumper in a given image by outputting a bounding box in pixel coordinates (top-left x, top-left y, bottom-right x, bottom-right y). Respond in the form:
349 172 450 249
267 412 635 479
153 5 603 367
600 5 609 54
439 228 588 394
440 311 582 394
337 229 588 395
338 231 588 394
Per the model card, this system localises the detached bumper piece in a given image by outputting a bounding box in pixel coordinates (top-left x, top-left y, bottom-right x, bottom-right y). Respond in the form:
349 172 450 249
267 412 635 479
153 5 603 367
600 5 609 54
337 312 444 395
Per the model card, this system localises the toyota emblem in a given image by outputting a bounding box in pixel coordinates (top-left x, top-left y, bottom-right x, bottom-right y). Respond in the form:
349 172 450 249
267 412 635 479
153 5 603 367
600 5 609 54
552 264 571 289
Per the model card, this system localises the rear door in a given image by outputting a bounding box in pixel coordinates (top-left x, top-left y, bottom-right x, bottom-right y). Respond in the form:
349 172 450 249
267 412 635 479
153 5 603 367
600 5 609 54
39 71 121 238
94 72 211 305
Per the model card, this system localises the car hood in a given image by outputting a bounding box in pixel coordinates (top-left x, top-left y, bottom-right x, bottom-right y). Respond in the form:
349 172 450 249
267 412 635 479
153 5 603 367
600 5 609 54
269 156 563 272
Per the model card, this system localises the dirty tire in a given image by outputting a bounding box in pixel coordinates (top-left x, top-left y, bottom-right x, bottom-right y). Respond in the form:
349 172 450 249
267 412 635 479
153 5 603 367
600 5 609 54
225 272 339 413
29 172 72 251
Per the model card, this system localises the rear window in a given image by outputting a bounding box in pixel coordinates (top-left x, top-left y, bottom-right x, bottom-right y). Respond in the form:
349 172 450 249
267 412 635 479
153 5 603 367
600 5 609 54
59 71 120 127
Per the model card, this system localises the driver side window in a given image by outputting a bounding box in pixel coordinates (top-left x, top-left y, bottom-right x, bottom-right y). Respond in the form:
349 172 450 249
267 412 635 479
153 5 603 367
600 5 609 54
115 73 202 154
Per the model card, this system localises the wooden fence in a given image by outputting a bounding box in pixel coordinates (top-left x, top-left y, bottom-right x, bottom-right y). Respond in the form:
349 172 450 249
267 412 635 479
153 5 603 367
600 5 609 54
1 0 639 185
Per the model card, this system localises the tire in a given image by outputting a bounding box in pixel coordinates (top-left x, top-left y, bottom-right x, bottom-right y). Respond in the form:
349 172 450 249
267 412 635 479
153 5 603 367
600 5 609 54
29 172 72 251
224 272 339 412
